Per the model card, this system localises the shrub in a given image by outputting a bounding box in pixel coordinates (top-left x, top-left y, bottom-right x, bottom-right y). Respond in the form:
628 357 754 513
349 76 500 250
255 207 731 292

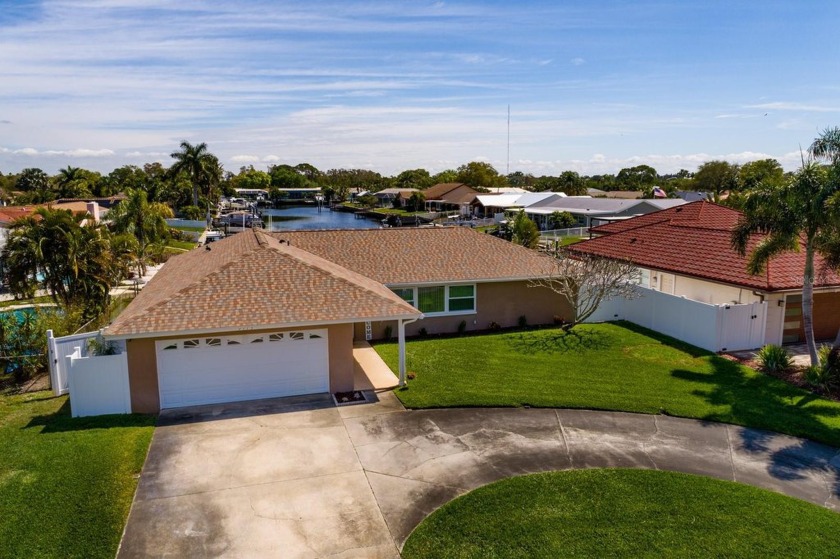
805 345 840 392
419 327 428 337
518 315 528 328
756 344 792 375
383 325 393 341
180 205 203 220
457 320 467 336
488 321 501 331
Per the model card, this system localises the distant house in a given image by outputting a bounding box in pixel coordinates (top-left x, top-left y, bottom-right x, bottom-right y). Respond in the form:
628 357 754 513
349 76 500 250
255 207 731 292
473 192 565 218
570 201 840 345
675 190 710 202
523 197 687 229
100 227 571 414
373 188 418 207
423 183 481 216
0 201 104 251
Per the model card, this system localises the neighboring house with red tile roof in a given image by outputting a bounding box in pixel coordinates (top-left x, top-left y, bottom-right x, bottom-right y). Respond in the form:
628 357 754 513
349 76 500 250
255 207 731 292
0 201 103 251
101 227 571 413
423 183 481 215
571 201 840 345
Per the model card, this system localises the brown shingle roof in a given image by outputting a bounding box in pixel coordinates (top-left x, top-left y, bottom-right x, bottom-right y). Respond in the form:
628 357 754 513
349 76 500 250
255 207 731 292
106 230 420 338
571 201 840 291
272 226 555 285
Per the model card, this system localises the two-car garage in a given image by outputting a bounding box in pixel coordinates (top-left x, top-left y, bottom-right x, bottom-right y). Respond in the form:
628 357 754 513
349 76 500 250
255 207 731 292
155 329 330 409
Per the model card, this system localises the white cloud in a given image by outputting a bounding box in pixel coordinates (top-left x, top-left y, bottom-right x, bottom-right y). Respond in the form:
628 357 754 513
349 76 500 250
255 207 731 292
230 154 260 163
570 57 585 66
746 102 840 113
11 147 114 157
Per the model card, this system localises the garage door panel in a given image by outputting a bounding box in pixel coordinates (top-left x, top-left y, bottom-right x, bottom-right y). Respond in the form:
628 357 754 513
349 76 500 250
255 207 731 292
156 330 330 409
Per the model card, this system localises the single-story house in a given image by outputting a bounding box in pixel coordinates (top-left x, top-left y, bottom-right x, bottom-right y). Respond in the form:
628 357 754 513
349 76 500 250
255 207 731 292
473 192 565 218
103 227 571 413
523 197 687 229
423 183 481 216
570 201 840 346
373 188 418 207
0 201 104 251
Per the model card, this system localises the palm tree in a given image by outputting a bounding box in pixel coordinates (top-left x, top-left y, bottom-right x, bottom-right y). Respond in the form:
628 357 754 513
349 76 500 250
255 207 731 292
809 126 840 164
169 141 221 207
2 208 113 320
732 149 840 366
107 189 174 275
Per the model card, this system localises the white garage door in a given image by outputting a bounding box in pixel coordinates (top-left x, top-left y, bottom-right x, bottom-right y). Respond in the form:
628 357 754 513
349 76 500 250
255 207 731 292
156 329 329 409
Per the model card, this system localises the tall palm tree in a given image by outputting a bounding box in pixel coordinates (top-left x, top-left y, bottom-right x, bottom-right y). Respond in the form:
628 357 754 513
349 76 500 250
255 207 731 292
169 141 221 207
732 148 840 366
107 189 173 275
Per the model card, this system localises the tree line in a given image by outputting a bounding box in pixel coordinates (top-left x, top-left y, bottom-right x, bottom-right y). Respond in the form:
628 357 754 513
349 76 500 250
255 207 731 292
0 145 794 219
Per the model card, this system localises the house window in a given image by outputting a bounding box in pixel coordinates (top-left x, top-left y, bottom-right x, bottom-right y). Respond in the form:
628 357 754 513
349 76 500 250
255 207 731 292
182 339 200 349
250 336 264 344
289 332 304 341
206 338 221 347
392 288 414 306
394 284 477 315
448 285 475 311
418 286 446 313
269 333 284 342
162 343 178 351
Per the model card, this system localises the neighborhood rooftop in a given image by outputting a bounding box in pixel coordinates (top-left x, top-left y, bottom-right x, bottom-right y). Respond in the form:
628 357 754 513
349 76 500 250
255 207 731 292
270 226 556 285
525 197 686 215
571 201 840 292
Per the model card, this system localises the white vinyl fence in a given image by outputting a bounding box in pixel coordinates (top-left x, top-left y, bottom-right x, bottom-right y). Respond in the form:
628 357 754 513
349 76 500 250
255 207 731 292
586 286 767 352
46 330 97 395
46 330 125 396
66 348 131 417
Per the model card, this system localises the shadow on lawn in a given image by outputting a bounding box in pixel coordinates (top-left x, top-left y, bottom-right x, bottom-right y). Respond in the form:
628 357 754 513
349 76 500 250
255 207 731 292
506 328 610 355
24 400 155 433
672 356 840 501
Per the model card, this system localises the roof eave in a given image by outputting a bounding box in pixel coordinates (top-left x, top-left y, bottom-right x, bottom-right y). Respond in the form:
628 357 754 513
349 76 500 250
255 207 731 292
104 312 424 341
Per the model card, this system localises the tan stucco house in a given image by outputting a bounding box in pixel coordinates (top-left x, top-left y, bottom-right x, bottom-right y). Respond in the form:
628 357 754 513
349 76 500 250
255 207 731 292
103 227 570 414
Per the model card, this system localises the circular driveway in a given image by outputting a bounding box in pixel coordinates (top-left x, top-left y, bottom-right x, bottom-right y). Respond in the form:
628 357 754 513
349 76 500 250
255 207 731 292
119 392 840 558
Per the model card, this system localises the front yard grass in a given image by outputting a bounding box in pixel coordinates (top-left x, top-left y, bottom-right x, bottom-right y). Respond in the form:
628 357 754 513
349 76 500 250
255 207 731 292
0 391 155 559
402 469 840 558
376 322 840 447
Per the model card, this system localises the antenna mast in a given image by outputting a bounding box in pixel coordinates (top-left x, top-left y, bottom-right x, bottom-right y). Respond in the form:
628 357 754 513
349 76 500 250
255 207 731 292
506 104 510 175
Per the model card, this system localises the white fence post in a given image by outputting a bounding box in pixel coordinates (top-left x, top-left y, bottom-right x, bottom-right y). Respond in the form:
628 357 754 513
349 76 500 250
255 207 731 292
46 329 59 395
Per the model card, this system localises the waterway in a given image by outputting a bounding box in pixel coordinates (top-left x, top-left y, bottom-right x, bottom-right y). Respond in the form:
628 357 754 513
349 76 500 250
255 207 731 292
261 206 381 231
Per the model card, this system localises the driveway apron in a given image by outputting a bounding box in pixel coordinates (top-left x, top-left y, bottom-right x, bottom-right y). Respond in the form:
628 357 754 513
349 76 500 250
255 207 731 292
119 393 840 557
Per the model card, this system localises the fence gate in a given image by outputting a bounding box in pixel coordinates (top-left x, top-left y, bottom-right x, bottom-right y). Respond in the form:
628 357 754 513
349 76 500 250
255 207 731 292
717 301 767 352
46 330 99 396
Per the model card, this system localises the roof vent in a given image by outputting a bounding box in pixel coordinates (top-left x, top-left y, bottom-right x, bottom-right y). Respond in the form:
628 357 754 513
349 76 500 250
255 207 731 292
630 238 637 243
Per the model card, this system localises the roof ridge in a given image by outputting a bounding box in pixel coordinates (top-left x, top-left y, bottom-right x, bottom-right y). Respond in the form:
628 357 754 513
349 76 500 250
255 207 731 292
258 231 417 313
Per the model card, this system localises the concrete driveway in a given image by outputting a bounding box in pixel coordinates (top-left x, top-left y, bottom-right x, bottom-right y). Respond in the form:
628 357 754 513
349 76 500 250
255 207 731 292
119 393 840 558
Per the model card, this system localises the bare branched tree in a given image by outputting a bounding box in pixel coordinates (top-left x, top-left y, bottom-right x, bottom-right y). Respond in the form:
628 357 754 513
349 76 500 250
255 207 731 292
531 250 642 330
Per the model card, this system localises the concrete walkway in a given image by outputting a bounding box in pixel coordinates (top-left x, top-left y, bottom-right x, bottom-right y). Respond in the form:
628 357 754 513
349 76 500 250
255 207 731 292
119 396 840 558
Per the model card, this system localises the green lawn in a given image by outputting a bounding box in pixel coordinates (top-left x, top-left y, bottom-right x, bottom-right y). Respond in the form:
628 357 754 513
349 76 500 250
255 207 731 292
171 225 205 233
167 239 197 251
376 322 840 447
402 469 840 559
0 391 155 559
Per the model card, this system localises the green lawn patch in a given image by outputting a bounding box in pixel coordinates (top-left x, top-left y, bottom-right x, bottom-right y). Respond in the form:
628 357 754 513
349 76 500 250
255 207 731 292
171 225 205 233
402 469 840 558
0 391 155 559
376 322 840 446
0 296 54 310
167 239 197 251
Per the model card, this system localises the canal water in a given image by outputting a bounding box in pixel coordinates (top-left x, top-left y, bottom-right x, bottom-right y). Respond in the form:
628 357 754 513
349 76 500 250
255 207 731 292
261 206 381 231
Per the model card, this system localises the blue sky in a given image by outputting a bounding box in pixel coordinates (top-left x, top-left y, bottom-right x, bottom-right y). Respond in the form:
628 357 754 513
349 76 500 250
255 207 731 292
1 0 839 176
